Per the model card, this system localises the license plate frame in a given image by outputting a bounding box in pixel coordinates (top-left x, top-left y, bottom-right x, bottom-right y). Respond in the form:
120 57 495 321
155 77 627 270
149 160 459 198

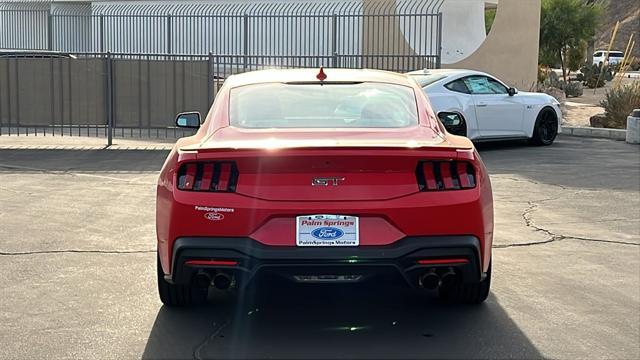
296 214 359 247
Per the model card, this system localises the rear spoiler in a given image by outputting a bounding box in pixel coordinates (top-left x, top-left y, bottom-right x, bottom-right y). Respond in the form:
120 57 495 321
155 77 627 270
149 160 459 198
181 138 473 153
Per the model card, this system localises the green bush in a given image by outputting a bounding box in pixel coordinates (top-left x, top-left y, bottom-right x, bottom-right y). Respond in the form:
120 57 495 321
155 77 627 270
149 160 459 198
580 64 606 88
538 65 549 84
599 82 640 129
604 65 616 81
542 70 563 89
564 81 583 97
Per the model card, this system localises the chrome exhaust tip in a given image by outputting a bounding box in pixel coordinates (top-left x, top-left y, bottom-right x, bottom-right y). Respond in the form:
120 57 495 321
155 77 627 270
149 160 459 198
419 270 440 290
194 272 212 288
213 273 232 290
440 268 458 288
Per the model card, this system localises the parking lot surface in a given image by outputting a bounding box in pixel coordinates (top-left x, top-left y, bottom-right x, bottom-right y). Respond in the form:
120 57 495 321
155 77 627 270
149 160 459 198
0 135 638 359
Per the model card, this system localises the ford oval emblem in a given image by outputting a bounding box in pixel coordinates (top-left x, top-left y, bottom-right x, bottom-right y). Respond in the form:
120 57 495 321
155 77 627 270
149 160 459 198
311 227 344 240
204 212 224 221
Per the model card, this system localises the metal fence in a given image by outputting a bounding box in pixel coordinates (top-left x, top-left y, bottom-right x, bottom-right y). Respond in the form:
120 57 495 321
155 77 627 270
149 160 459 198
0 10 442 63
0 52 438 145
0 2 443 145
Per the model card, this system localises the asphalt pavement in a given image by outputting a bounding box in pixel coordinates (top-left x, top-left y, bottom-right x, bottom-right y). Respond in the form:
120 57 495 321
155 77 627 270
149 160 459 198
0 135 638 359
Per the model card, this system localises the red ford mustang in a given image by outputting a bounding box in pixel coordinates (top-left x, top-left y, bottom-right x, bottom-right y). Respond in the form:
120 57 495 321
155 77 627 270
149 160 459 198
156 68 494 306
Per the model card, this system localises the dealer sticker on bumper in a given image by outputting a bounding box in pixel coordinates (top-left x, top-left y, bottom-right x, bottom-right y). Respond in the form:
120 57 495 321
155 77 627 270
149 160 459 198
296 215 359 247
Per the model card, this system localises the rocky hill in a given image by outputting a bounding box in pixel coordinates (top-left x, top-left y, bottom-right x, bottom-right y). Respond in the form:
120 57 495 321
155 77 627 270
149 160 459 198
594 0 639 59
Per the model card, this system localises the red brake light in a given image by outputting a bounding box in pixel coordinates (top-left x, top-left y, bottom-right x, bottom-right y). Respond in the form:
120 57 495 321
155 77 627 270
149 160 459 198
416 161 476 191
216 162 232 191
179 163 197 190
177 162 239 192
417 258 469 265
185 259 238 266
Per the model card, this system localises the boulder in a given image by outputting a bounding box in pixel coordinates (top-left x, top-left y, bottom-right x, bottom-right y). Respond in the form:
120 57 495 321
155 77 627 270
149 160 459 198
589 113 608 128
543 87 566 104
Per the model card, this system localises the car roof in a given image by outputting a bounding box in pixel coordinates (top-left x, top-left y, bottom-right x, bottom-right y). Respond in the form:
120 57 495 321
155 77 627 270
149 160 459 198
406 68 489 78
224 68 415 88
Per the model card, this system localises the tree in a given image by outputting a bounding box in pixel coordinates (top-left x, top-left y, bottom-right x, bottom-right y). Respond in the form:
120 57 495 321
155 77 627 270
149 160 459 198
485 8 497 35
566 40 588 75
539 0 604 82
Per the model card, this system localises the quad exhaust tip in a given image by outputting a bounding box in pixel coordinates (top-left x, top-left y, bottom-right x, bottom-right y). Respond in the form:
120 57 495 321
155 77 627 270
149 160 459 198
419 267 458 289
213 273 232 290
440 268 457 288
419 270 440 290
194 272 212 288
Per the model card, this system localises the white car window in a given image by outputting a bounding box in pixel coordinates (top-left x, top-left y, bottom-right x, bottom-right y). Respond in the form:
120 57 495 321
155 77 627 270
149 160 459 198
444 79 470 94
464 76 508 95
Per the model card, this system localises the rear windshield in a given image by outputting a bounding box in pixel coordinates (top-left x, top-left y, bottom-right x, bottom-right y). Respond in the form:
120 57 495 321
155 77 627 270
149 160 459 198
409 74 447 87
229 82 418 128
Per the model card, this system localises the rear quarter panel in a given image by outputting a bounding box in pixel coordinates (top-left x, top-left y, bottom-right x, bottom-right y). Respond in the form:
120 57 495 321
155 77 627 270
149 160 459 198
424 86 479 139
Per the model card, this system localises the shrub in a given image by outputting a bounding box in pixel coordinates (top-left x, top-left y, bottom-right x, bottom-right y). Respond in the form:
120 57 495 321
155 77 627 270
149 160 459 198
538 65 549 84
538 85 567 104
604 65 616 81
548 70 561 87
599 82 640 129
564 81 583 97
566 40 588 75
580 63 606 88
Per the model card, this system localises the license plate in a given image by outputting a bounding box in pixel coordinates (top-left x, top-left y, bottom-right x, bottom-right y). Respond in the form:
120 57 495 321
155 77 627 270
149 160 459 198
296 214 359 247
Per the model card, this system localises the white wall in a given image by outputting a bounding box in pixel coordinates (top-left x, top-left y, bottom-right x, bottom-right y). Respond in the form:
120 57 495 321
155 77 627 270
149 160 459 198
440 0 488 64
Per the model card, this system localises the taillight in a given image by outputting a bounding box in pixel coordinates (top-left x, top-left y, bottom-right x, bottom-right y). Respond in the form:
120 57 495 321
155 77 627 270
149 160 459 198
177 162 239 192
416 161 476 191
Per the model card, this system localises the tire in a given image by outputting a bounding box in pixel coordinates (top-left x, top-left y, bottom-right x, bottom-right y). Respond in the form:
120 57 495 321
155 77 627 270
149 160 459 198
438 262 491 304
530 107 558 146
157 256 207 306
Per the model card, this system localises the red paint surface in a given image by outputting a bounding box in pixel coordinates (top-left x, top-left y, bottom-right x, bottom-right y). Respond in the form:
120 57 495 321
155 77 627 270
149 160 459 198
156 70 494 276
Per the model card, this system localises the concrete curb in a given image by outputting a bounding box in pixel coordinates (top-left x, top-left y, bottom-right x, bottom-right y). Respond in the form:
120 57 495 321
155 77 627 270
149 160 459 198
561 126 627 141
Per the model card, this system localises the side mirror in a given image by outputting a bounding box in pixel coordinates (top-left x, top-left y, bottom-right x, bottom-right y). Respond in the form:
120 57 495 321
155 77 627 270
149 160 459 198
175 112 201 128
508 87 518 96
437 112 466 136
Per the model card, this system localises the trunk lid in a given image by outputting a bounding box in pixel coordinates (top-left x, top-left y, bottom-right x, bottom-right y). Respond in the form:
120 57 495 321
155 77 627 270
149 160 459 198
187 128 466 201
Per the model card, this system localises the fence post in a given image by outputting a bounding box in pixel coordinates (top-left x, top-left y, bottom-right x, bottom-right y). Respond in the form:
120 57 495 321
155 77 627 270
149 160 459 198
243 13 249 70
105 52 114 147
207 52 214 106
167 14 173 54
47 12 53 50
332 13 338 68
99 14 104 53
436 12 443 69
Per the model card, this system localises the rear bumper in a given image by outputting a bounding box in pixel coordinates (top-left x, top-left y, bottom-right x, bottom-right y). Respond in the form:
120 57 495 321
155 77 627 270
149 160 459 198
167 236 485 288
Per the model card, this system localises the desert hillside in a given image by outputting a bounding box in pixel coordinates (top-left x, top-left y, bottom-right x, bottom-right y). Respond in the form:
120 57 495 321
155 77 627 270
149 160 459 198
594 0 639 58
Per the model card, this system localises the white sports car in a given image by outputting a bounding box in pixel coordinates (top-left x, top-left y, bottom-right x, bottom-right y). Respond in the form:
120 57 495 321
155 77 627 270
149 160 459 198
408 69 562 145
